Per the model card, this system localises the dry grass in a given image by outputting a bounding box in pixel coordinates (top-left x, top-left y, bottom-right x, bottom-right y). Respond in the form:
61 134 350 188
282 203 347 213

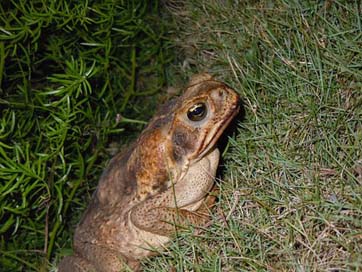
142 1 362 271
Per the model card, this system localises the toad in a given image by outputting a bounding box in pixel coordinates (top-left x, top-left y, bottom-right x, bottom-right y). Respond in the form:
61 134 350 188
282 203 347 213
58 73 240 271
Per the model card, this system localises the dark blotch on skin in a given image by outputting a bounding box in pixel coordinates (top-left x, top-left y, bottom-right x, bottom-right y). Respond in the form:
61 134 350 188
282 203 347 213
151 181 168 193
172 145 184 162
171 127 197 162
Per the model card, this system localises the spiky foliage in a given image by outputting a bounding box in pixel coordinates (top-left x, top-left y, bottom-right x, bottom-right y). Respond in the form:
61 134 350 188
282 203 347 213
0 1 170 270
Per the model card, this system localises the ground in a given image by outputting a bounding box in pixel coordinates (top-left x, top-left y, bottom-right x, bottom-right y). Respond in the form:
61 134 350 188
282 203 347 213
143 1 362 271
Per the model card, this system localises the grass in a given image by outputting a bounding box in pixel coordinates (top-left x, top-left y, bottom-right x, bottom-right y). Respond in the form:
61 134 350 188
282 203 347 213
141 1 362 271
1 0 362 271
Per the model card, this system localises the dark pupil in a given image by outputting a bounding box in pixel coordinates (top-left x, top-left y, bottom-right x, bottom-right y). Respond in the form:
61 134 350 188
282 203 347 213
187 103 207 121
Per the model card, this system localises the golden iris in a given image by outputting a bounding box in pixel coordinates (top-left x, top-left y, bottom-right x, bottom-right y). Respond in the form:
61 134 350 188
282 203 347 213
187 103 207 121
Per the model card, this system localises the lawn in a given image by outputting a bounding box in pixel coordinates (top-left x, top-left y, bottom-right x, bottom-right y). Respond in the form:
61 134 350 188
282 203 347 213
148 1 362 271
1 1 362 271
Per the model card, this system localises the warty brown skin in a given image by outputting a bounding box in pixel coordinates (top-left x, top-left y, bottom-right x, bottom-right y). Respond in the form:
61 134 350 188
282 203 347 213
58 73 240 272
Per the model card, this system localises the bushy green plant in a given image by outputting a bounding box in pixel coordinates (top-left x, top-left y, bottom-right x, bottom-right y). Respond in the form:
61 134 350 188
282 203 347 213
0 0 171 270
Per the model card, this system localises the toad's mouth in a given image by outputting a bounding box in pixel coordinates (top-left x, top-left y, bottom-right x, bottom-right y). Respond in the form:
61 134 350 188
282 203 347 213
194 103 240 163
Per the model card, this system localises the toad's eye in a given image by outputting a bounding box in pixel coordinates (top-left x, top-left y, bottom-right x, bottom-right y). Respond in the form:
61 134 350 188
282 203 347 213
187 102 207 121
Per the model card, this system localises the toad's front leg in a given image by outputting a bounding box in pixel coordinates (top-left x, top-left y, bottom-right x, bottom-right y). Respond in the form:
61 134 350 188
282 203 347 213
129 148 219 236
58 243 140 272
